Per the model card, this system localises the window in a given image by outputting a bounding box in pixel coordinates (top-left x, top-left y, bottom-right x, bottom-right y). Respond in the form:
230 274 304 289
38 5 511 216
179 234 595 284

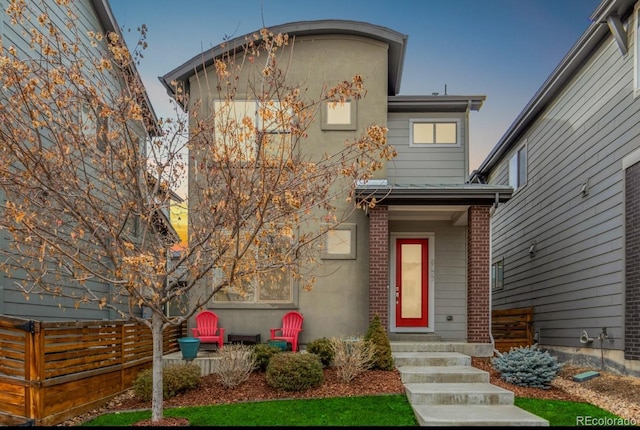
635 2 640 94
212 99 292 161
492 258 504 291
410 120 459 146
320 223 356 260
212 230 294 304
321 100 357 130
80 103 109 152
509 145 527 190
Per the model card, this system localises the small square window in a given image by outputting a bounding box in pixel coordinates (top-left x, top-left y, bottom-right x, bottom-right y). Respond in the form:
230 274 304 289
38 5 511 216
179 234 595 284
321 224 356 259
322 100 356 130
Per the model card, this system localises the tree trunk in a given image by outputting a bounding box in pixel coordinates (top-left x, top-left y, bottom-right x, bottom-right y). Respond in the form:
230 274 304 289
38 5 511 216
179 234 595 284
151 312 164 422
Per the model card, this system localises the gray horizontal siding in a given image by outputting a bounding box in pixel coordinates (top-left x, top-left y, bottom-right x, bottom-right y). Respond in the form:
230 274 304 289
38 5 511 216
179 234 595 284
387 112 467 184
390 220 466 340
0 0 138 322
490 26 638 351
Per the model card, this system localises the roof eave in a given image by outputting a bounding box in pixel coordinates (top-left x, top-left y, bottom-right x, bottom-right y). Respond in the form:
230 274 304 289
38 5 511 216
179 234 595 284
159 20 409 110
356 186 513 206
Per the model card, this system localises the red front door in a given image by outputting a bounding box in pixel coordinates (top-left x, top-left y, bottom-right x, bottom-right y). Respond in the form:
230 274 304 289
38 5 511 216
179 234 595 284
395 238 429 327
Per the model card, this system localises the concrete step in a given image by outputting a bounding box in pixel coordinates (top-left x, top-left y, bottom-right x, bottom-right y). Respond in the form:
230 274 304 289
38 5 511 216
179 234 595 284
393 351 470 367
404 382 514 405
398 365 489 384
390 341 493 357
411 404 549 426
388 333 442 342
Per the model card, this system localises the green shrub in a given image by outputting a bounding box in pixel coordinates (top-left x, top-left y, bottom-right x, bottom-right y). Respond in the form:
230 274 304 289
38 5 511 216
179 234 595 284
305 337 334 367
133 363 201 401
266 352 324 391
492 345 562 389
253 343 283 372
364 315 394 370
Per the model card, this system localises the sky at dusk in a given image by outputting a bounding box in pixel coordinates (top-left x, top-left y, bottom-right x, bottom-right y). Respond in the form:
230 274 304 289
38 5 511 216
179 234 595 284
110 0 601 184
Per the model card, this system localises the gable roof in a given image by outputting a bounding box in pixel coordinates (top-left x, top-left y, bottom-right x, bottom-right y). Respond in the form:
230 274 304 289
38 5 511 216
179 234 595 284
471 0 635 182
159 19 408 109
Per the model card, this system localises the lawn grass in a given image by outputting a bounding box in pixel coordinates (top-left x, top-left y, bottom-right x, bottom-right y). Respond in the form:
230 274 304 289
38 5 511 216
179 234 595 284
515 397 629 427
81 395 629 427
81 394 419 427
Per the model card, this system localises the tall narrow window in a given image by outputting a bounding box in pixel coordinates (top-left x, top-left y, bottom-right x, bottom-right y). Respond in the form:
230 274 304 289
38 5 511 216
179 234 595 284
635 2 640 94
509 145 527 191
492 258 504 291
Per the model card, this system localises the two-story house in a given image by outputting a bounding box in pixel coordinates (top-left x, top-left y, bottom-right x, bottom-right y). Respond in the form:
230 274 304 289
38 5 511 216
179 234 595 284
160 20 512 347
472 0 640 376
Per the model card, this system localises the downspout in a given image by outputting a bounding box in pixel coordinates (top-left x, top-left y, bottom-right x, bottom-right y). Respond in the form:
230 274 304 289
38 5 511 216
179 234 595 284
489 192 503 358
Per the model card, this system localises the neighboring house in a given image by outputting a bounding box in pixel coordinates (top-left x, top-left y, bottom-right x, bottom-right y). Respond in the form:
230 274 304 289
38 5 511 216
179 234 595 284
471 0 640 376
160 20 512 345
0 0 167 321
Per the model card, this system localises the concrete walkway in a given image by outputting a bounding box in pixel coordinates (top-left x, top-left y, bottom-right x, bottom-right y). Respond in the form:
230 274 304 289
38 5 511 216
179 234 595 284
391 341 549 426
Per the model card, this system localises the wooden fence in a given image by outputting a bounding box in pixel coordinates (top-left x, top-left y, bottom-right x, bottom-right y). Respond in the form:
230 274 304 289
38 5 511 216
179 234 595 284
0 315 186 426
492 307 534 353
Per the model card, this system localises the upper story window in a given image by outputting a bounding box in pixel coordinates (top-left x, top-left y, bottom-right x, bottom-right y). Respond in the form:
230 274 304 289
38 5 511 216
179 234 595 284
409 120 459 147
321 100 357 131
509 144 527 191
80 103 109 153
212 99 292 161
635 2 640 95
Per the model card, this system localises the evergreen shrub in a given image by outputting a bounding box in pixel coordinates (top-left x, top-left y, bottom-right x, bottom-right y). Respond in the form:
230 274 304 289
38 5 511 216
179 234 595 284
364 315 394 370
266 352 324 391
492 345 562 389
133 363 201 401
305 337 334 367
252 343 283 371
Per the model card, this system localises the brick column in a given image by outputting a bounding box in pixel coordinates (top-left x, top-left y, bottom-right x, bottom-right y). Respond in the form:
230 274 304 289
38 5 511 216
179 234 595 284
625 161 640 360
467 206 490 343
369 206 389 328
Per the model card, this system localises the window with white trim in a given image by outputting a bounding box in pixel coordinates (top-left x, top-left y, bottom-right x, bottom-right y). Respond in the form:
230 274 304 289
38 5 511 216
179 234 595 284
509 144 527 191
492 258 504 291
410 120 459 146
80 103 109 152
635 1 640 94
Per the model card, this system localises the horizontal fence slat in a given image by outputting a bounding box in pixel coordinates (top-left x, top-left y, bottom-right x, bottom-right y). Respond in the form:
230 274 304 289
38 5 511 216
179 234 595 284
492 307 534 353
0 315 184 425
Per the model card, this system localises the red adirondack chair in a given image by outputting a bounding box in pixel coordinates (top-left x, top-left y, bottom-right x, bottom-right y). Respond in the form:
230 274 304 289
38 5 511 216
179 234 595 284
192 310 225 349
270 311 303 352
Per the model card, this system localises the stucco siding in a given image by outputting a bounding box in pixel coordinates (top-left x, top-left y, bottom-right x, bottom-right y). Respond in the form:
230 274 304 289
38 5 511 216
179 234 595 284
387 112 467 185
189 33 388 341
489 27 639 352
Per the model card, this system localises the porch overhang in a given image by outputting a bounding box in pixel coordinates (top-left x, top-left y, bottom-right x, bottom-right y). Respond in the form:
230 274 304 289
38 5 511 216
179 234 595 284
355 183 513 206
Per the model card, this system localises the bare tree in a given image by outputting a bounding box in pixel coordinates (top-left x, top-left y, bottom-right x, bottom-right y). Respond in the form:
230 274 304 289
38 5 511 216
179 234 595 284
0 2 395 423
